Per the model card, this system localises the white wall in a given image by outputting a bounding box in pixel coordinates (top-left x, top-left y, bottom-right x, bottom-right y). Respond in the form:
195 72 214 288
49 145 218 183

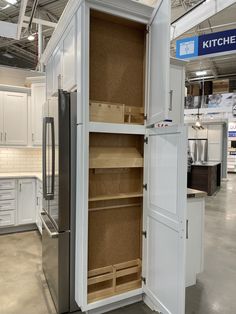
0 66 43 87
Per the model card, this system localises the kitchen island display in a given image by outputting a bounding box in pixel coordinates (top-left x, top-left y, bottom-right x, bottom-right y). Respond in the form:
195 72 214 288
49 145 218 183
189 162 221 196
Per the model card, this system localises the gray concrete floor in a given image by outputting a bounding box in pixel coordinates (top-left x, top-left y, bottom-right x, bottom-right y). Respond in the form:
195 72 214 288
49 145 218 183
0 174 236 314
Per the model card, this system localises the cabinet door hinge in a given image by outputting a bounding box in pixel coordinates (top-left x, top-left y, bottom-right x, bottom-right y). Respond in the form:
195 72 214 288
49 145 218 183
142 230 147 238
144 137 148 144
144 114 147 120
143 183 147 191
141 276 146 285
146 26 150 34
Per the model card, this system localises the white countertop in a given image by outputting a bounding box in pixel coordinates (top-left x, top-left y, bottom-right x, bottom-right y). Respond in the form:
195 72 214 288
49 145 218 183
0 172 42 181
187 188 207 198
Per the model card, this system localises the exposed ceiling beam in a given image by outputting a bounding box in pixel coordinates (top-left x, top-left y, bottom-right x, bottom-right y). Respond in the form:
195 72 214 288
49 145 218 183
171 0 236 40
17 0 28 40
23 15 57 28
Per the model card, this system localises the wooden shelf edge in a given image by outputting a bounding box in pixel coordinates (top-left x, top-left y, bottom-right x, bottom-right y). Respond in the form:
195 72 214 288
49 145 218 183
89 193 143 202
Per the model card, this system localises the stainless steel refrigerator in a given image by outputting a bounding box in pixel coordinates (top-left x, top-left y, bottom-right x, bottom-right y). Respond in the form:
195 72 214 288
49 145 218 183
41 90 78 313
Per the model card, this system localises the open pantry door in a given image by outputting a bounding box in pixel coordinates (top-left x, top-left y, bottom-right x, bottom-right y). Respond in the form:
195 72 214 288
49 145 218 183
146 0 170 126
143 125 187 314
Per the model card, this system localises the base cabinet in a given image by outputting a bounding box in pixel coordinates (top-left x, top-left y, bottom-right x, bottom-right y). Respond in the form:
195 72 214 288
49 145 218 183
17 179 36 225
35 180 43 234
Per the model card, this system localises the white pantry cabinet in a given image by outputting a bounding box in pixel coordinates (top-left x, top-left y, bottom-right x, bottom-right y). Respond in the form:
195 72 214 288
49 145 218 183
31 83 46 146
0 91 28 146
43 1 187 313
17 179 36 225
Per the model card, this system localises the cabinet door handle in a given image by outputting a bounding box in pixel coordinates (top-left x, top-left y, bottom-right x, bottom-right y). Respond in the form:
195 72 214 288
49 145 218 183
186 219 189 239
19 183 22 192
36 196 39 206
32 133 34 142
0 132 2 142
169 90 173 111
58 74 62 89
4 132 6 142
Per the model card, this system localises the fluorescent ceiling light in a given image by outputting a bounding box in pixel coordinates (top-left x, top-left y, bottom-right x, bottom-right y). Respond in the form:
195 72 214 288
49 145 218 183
196 70 207 76
5 0 17 4
2 52 14 59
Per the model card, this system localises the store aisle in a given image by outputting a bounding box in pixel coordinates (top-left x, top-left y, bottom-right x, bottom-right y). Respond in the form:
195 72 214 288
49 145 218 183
110 174 236 314
0 231 56 314
186 173 236 314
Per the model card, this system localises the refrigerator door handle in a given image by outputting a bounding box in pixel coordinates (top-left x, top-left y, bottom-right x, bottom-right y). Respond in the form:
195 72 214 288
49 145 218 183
42 117 48 200
51 117 55 199
40 212 59 238
43 117 55 200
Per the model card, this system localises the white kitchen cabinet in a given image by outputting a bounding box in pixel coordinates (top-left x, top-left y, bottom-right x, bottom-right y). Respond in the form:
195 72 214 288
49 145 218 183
0 211 16 227
3 92 28 146
17 179 36 225
62 16 76 92
35 180 43 234
0 91 4 144
0 179 16 228
169 58 186 124
43 1 187 313
31 83 46 146
53 44 63 94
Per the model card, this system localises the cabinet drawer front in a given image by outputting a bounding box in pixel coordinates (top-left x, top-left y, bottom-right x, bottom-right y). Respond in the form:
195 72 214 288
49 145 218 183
0 200 16 211
0 211 15 227
0 190 16 200
0 180 16 190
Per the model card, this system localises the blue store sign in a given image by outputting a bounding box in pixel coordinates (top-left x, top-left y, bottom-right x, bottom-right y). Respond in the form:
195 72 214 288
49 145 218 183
176 29 236 59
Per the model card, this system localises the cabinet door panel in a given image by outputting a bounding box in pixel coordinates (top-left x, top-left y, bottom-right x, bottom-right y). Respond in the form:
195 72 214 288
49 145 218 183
32 83 46 146
62 17 76 91
46 57 54 98
147 0 170 125
18 179 36 225
3 92 28 146
143 126 187 314
0 91 4 144
169 63 185 124
53 44 63 94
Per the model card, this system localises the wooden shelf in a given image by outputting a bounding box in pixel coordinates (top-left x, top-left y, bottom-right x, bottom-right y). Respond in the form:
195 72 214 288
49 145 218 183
89 203 141 212
90 147 143 169
88 259 141 303
89 192 143 202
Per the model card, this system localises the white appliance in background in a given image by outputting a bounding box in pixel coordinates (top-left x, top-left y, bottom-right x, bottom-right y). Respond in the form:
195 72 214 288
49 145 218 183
189 139 208 163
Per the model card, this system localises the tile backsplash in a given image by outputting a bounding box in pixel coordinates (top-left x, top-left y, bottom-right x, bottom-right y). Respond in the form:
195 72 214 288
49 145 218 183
0 148 42 173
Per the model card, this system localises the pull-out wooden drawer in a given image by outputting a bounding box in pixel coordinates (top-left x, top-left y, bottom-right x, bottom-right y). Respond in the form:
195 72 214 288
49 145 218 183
0 210 15 227
0 180 16 190
0 190 16 201
0 200 16 211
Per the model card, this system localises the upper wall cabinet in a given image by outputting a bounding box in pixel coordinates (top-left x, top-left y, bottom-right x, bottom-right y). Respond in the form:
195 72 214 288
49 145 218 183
147 0 171 125
169 59 186 124
62 16 76 92
2 92 28 146
31 83 46 146
53 44 63 94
